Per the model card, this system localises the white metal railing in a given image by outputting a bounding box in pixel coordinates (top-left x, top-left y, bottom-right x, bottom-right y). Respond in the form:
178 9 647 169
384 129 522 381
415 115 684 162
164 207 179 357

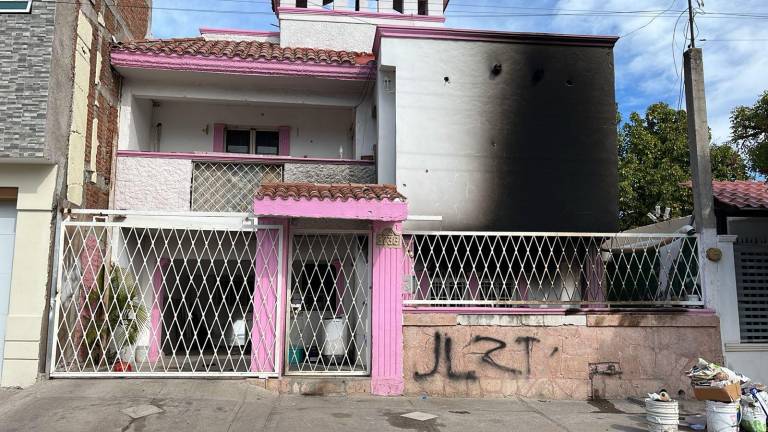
50 214 283 377
402 231 702 308
191 161 283 213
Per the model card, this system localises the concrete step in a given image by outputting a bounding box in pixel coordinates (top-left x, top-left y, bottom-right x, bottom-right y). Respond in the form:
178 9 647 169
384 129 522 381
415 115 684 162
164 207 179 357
248 377 371 396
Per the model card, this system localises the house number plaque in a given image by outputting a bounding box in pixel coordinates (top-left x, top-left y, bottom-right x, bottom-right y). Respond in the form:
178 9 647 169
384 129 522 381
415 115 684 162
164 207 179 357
376 228 401 248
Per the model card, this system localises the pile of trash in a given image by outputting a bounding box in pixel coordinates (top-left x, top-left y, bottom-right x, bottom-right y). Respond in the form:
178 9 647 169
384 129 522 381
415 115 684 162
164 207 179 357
681 358 768 432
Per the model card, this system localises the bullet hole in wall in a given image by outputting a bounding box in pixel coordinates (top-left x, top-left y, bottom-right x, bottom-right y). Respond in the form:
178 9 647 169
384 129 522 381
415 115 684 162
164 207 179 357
566 79 575 86
531 69 545 85
491 63 503 76
444 76 450 84
425 169 429 173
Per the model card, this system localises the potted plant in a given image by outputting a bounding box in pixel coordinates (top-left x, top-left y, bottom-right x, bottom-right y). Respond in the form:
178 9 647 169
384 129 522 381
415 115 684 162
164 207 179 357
83 265 149 371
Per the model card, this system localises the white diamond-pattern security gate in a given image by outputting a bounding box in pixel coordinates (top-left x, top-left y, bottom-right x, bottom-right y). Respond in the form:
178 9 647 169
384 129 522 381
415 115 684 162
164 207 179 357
286 232 371 375
50 217 283 377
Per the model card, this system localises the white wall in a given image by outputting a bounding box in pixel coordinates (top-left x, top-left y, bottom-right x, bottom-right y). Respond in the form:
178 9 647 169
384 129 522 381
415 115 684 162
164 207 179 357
378 36 619 231
278 7 443 52
153 101 355 159
118 93 153 152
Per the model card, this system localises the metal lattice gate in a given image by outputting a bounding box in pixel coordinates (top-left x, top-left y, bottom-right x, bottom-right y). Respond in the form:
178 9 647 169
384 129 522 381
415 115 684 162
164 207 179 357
286 232 371 375
50 218 283 377
735 241 768 343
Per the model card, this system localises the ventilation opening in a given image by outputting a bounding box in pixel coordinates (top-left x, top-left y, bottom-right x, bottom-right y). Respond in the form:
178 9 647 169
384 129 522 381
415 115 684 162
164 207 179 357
418 0 428 15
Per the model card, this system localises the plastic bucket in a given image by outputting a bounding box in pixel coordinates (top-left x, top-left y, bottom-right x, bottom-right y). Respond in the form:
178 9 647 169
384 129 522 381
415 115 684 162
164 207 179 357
288 346 305 365
706 400 740 432
645 399 679 432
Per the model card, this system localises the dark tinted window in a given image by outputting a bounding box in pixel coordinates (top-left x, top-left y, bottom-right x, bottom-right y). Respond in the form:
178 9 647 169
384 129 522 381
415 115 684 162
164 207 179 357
255 131 280 155
225 129 250 154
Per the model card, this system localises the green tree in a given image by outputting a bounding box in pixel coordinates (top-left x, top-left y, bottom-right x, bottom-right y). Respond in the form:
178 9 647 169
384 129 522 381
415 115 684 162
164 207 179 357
729 90 768 176
618 102 750 230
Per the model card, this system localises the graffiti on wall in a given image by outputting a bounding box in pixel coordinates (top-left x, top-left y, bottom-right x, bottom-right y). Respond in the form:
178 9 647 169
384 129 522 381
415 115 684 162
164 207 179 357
414 332 545 381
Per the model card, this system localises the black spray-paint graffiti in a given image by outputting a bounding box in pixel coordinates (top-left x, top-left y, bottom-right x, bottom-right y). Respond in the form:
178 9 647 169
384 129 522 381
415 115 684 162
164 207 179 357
414 332 541 381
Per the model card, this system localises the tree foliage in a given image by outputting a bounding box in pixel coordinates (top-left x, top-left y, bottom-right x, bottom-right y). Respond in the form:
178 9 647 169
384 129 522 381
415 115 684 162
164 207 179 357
618 102 750 230
729 90 768 176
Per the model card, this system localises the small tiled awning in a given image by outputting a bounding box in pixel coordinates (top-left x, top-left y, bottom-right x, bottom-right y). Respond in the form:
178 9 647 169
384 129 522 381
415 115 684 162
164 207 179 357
253 183 408 221
711 180 768 210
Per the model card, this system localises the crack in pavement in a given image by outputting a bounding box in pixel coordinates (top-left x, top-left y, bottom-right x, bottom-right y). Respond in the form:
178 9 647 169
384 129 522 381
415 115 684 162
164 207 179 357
519 398 574 432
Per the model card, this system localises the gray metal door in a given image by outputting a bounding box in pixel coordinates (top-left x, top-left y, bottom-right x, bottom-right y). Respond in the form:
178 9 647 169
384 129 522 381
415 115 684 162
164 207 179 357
735 241 768 343
0 201 18 377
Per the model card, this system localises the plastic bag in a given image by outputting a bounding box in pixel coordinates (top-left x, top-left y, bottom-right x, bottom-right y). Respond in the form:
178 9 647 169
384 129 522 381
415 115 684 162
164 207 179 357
741 399 767 432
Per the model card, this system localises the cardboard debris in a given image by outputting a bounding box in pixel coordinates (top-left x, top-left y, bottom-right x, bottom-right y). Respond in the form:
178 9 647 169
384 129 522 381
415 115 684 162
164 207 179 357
401 412 438 421
121 404 164 419
692 382 741 403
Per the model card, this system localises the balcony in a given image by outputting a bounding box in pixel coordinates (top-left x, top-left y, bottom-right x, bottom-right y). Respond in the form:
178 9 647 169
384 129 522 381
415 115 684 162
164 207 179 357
114 150 376 212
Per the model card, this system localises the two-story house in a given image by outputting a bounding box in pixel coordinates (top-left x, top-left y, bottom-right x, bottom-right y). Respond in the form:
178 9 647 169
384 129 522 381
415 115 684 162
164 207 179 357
0 0 151 387
46 0 725 399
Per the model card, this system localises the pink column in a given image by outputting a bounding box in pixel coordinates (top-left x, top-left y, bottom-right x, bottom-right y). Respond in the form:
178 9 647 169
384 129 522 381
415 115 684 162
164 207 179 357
76 233 104 362
251 218 287 373
278 126 291 156
148 258 170 363
213 123 226 152
370 221 405 396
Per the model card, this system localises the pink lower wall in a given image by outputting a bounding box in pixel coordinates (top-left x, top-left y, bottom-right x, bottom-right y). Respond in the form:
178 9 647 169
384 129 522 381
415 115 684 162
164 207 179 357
403 312 723 399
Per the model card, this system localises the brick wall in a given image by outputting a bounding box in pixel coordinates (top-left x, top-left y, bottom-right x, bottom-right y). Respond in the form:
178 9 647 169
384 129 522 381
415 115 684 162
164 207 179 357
73 0 151 208
0 2 56 158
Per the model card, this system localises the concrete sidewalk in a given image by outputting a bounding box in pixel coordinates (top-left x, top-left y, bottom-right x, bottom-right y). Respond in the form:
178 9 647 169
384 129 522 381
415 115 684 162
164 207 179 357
0 380 703 432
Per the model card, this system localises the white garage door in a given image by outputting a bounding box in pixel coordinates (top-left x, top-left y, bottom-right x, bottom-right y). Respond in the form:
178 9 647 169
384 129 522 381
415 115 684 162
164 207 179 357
0 201 17 377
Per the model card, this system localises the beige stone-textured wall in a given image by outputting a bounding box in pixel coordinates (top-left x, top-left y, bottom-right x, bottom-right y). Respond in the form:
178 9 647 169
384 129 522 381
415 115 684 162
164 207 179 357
403 313 723 400
114 156 192 211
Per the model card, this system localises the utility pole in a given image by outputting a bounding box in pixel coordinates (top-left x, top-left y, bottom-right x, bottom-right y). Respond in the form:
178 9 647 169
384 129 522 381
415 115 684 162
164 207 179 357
683 0 717 305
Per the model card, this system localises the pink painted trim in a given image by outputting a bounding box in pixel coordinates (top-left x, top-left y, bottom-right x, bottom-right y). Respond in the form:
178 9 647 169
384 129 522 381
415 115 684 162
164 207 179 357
254 197 408 222
199 27 280 37
370 222 405 396
149 258 170 363
258 217 290 374
278 126 290 156
117 150 374 166
213 123 225 153
252 227 280 373
111 51 375 81
372 25 619 53
277 6 446 23
402 306 718 315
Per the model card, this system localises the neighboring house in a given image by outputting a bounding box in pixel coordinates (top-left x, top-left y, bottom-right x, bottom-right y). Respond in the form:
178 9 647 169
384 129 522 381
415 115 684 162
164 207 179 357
0 0 150 387
44 0 721 399
708 181 768 384
627 180 768 385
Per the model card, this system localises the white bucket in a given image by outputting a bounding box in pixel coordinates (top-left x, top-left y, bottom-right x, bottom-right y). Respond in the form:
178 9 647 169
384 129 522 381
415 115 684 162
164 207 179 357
706 400 740 432
645 399 679 432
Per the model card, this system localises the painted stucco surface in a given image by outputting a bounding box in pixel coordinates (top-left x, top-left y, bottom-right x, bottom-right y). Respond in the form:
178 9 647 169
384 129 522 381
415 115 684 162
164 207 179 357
403 313 722 399
284 163 376 184
379 37 619 232
115 157 192 211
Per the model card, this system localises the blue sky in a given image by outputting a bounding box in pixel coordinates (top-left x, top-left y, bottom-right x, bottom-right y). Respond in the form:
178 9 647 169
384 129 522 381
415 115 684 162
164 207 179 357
151 0 768 143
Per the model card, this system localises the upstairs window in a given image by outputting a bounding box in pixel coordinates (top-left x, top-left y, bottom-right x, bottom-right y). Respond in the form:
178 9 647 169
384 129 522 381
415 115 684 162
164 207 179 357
417 0 427 15
393 0 403 13
0 1 32 13
225 128 280 155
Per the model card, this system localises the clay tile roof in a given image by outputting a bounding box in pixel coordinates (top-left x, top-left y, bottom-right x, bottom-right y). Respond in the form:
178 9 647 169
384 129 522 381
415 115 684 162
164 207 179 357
111 37 375 66
711 180 768 210
255 183 406 202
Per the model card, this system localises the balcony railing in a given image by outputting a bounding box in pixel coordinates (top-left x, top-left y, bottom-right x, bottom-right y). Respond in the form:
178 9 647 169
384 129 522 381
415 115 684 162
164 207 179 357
115 151 376 213
402 231 702 308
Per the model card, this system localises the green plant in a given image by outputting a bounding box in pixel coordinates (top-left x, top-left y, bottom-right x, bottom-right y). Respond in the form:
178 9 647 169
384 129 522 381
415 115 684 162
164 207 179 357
83 265 149 366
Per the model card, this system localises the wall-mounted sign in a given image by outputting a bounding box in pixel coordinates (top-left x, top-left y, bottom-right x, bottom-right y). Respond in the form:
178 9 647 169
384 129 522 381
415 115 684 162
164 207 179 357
376 228 401 248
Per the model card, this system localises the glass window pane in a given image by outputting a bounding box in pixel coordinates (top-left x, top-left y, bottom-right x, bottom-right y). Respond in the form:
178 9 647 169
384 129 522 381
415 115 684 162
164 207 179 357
0 1 31 12
255 131 279 155
225 129 251 154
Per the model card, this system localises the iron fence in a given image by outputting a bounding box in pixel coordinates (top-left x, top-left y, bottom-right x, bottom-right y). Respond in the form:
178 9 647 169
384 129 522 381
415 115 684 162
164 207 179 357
50 216 283 377
191 161 283 212
402 231 702 307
